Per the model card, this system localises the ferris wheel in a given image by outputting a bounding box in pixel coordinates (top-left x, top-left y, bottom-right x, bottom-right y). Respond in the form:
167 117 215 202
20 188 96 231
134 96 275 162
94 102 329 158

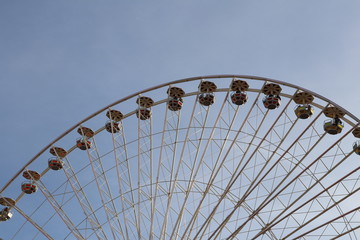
0 75 359 240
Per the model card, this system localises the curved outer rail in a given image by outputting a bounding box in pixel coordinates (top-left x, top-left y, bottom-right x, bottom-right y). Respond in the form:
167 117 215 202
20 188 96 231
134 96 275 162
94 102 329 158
1 74 359 194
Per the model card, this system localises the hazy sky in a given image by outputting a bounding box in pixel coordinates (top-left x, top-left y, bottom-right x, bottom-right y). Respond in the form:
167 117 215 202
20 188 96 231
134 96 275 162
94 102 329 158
1 0 360 237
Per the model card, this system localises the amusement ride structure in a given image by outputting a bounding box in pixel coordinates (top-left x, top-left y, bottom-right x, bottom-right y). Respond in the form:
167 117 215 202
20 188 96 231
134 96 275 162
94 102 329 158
1 75 359 239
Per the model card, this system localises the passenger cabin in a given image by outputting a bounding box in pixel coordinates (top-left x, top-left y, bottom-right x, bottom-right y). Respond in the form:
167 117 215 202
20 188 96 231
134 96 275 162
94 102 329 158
353 141 360 155
263 95 281 110
230 91 248 105
199 93 215 106
294 105 314 119
76 138 92 150
77 126 94 138
0 208 12 221
22 170 41 181
105 121 121 133
48 158 64 170
106 109 124 122
136 108 152 120
198 81 216 106
168 97 183 111
21 182 38 194
324 118 344 135
49 147 67 158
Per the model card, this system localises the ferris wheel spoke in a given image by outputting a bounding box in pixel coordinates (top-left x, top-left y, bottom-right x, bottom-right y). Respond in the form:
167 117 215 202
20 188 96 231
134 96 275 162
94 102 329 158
173 108 213 238
189 93 267 237
34 178 85 239
112 118 140 238
151 98 182 240
207 93 296 239
81 131 125 239
203 183 255 238
11 204 55 240
251 127 327 227
330 224 360 240
184 87 266 238
210 101 326 239
149 109 169 240
220 125 326 239
251 166 360 239
183 100 250 239
250 141 357 239
30 212 58 240
107 117 133 240
169 90 234 240
136 104 154 239
226 124 358 239
61 156 109 240
288 168 360 239
28 170 93 239
11 198 53 240
299 145 356 234
160 92 212 240
10 157 97 239
286 192 360 239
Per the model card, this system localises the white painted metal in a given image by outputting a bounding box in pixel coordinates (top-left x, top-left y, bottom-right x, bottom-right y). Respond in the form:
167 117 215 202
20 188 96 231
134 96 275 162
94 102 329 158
1 76 359 240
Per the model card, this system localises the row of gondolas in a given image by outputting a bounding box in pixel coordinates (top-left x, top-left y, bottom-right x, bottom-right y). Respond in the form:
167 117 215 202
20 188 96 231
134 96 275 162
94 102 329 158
1 80 360 221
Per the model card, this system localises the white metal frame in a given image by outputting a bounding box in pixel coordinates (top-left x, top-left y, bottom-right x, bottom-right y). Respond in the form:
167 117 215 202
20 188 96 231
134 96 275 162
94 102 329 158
1 75 359 240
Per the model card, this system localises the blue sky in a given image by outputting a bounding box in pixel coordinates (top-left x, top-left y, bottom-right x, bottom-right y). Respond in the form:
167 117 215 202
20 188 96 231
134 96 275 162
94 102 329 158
1 0 360 238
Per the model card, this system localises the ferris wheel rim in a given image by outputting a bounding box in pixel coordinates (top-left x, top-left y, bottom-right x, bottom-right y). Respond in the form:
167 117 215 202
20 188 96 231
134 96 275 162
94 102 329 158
2 74 359 194
1 74 359 240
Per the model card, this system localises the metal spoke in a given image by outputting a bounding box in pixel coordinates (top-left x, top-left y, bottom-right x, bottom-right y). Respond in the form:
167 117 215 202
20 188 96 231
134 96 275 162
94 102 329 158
170 90 235 239
205 91 296 239
35 178 85 239
80 128 125 239
159 91 212 239
12 204 55 240
226 124 358 239
181 87 266 239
